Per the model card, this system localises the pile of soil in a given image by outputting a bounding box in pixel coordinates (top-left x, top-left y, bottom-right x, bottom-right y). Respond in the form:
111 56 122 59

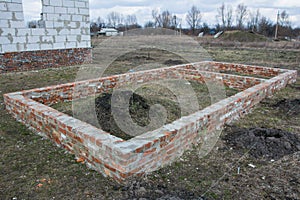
219 30 268 42
272 98 300 116
95 91 181 140
163 59 185 66
223 127 300 160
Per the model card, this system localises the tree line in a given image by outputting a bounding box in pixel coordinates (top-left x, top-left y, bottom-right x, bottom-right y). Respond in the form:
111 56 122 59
89 3 300 38
214 3 297 38
25 3 299 38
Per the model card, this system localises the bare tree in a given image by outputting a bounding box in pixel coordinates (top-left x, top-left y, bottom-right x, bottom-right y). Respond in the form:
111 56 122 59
278 10 292 37
145 21 155 28
161 10 172 28
280 10 291 27
248 9 260 31
258 16 274 37
152 9 161 27
172 15 177 29
151 9 173 28
217 3 226 28
124 14 141 30
236 3 248 29
217 3 233 29
226 6 233 28
107 12 124 28
96 16 105 28
125 14 137 26
186 5 202 34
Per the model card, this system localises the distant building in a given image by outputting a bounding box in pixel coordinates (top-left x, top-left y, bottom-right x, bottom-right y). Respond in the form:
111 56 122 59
98 28 118 36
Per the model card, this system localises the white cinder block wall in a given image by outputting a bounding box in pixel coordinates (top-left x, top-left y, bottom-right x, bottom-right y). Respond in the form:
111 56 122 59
0 0 91 53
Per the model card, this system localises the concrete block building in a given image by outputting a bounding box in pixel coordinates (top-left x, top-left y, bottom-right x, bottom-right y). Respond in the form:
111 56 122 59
0 0 91 72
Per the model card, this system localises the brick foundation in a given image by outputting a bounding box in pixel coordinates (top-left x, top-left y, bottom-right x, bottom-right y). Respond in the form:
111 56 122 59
3 61 297 183
0 48 92 73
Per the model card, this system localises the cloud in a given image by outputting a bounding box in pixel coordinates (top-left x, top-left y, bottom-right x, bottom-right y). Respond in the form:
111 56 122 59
272 0 300 8
90 0 150 9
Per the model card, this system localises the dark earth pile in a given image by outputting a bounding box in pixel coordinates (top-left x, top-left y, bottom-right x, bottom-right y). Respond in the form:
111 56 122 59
163 59 185 66
95 91 181 140
272 98 300 116
113 181 207 200
223 127 300 160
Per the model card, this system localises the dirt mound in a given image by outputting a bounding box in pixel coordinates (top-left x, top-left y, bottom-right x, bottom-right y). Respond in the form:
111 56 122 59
163 59 185 66
95 91 181 140
219 30 268 42
223 127 300 160
272 98 300 116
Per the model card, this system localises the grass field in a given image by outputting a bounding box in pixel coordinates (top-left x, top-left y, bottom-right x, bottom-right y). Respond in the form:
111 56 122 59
0 37 299 199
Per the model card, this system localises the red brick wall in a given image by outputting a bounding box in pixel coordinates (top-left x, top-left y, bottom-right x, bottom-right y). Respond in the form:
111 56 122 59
3 62 297 183
0 48 92 73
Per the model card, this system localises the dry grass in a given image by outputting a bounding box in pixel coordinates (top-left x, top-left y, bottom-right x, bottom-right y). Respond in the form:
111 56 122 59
0 38 299 199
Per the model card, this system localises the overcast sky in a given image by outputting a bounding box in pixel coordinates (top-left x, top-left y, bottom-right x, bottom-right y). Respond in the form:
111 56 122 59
24 0 300 28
